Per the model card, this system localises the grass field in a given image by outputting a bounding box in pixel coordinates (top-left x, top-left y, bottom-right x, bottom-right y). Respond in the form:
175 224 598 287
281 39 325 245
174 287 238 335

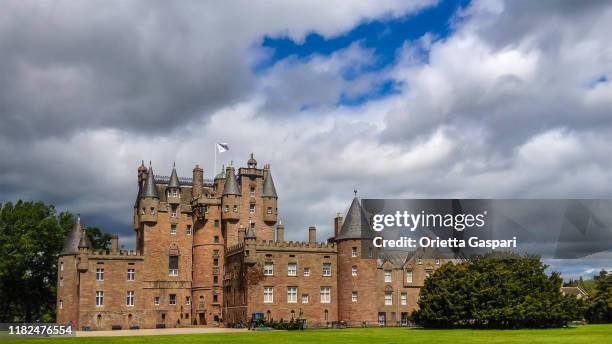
2 325 611 344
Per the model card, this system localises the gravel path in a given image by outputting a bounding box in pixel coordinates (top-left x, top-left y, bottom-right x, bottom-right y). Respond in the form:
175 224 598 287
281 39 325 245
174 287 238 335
77 327 249 337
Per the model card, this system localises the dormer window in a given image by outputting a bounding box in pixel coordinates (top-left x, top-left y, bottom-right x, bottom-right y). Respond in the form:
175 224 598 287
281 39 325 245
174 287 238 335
170 189 178 197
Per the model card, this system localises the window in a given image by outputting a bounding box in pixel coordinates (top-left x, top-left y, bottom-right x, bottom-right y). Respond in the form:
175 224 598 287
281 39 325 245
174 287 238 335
150 207 156 215
436 257 440 265
214 219 220 228
378 313 386 326
127 291 134 307
264 262 274 276
287 287 297 303
213 276 218 285
186 225 192 235
267 207 272 214
59 300 63 309
250 187 255 197
170 224 177 235
264 287 274 303
352 291 358 302
185 296 191 305
425 269 432 278
60 262 64 271
401 293 407 306
320 287 331 303
154 297 160 306
96 268 104 281
170 189 178 197
95 291 104 307
288 263 297 276
169 294 176 305
171 205 177 218
322 263 332 276
169 256 179 276
233 205 238 212
303 267 310 277
351 247 357 257
302 294 309 304
249 204 255 214
405 270 413 283
213 258 219 267
352 266 358 276
384 270 392 283
224 205 229 212
417 256 423 265
385 292 393 306
213 294 218 303
214 235 219 243
127 268 135 281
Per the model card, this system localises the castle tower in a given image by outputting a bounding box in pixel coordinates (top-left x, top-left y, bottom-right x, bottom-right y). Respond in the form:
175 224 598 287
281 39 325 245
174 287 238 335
166 162 181 204
336 195 378 325
221 166 241 246
57 217 87 328
138 164 160 224
262 165 278 225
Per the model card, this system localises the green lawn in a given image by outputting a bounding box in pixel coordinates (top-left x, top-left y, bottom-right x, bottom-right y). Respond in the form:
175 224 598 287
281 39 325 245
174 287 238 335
2 325 611 344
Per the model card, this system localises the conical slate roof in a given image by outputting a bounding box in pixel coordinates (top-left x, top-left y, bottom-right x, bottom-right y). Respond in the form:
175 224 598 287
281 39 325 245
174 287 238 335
262 171 277 198
61 217 84 255
168 163 180 188
215 165 226 180
222 167 241 196
337 196 375 240
141 165 159 198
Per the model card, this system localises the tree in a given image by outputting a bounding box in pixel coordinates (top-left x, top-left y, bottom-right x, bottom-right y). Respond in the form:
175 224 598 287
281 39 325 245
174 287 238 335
586 270 611 323
0 201 111 322
84 226 113 251
413 253 585 328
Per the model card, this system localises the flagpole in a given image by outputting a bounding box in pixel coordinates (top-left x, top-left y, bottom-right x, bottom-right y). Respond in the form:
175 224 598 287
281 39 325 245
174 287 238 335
214 143 217 177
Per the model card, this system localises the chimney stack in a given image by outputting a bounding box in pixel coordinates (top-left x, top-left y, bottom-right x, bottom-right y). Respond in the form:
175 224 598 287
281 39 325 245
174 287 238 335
308 226 316 243
334 213 343 238
111 234 119 252
192 164 203 198
277 220 284 242
238 226 245 243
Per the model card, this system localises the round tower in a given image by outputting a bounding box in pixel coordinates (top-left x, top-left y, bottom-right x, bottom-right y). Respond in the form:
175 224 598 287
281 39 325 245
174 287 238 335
138 163 159 224
262 164 278 224
336 195 378 326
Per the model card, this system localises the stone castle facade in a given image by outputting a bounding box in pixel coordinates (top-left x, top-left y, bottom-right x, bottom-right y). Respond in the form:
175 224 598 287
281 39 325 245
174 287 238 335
56 155 460 330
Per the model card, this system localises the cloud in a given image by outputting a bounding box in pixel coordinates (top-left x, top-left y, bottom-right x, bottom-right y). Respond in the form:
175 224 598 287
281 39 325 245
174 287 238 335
1 0 612 254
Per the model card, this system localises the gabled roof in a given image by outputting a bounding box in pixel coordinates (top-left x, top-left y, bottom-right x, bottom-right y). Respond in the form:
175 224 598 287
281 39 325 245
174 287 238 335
262 171 277 198
61 217 84 255
141 165 159 198
337 196 374 240
168 163 180 189
222 167 241 196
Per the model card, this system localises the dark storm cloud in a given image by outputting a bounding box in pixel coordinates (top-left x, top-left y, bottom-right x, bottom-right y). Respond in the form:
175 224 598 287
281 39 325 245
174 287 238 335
0 1 252 140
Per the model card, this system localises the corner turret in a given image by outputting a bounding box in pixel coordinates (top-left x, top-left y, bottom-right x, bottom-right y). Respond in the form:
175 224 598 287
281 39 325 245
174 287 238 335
167 162 181 204
221 166 240 221
262 164 278 224
138 163 159 223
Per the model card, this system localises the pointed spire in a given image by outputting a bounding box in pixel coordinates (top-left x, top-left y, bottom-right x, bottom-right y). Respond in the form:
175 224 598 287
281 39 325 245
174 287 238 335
337 195 374 240
78 227 90 249
141 163 159 198
61 215 83 255
222 166 241 196
262 169 278 198
168 162 180 189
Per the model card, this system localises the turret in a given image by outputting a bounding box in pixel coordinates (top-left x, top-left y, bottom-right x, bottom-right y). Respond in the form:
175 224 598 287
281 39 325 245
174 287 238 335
77 222 90 272
138 163 159 223
167 162 181 204
221 166 240 221
336 194 378 325
262 164 278 224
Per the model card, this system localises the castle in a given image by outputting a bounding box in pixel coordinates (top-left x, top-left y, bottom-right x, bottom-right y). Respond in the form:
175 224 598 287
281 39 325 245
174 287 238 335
56 155 460 330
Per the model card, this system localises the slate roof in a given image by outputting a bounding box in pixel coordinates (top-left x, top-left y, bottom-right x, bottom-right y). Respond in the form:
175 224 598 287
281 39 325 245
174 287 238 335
222 167 241 196
61 217 84 255
336 196 375 240
141 165 159 198
262 171 278 198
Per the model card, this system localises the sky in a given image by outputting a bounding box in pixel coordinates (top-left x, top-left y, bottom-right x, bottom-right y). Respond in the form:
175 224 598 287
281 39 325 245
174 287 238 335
0 0 611 280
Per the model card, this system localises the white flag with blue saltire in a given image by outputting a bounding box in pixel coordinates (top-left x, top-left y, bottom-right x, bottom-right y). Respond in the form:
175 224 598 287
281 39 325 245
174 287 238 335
216 142 229 153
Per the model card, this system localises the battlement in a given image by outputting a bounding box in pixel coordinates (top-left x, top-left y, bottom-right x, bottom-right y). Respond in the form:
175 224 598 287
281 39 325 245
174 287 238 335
154 174 214 187
88 249 145 260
